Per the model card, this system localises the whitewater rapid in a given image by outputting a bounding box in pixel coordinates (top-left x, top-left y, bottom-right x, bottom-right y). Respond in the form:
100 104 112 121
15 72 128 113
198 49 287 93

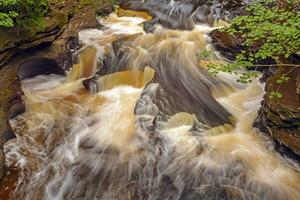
4 9 300 200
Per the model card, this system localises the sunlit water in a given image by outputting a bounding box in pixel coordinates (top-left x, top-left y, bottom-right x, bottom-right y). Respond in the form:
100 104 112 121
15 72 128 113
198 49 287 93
4 9 300 200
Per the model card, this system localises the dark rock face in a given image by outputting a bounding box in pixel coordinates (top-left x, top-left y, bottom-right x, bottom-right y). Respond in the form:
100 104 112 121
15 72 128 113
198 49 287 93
0 0 113 181
18 58 65 81
0 66 22 180
0 1 74 68
0 0 114 69
254 66 300 157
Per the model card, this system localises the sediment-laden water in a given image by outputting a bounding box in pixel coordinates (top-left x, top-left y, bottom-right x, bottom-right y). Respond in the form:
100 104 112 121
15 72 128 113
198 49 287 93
3 1 300 200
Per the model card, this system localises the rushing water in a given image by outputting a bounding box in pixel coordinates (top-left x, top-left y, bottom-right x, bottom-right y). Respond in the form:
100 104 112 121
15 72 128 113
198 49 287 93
3 4 300 200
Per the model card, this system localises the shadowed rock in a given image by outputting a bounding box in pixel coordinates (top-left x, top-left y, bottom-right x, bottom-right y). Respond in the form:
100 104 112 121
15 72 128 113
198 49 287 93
255 66 300 159
17 58 65 81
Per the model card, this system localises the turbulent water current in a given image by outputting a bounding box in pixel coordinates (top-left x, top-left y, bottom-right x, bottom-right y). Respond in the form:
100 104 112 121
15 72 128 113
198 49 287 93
3 3 300 200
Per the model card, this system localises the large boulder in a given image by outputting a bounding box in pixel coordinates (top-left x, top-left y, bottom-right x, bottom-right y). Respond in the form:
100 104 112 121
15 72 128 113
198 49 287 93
254 65 300 157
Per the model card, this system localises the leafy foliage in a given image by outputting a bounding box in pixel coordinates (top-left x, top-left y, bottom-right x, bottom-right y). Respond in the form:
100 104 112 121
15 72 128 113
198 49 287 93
0 0 48 31
269 91 283 99
227 0 300 60
207 0 300 84
0 10 18 27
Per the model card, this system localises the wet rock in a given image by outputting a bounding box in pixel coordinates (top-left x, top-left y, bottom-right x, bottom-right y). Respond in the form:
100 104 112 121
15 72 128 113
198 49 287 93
0 167 19 199
0 0 74 67
216 0 250 19
255 66 300 157
6 100 25 141
0 0 114 69
0 66 22 180
18 58 65 81
210 29 244 61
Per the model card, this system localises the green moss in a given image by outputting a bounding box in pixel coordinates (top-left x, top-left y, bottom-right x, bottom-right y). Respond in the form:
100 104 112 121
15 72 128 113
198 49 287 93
0 0 73 50
0 0 48 30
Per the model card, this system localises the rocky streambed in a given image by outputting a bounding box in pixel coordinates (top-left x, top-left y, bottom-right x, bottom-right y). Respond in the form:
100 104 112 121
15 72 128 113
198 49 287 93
0 0 300 199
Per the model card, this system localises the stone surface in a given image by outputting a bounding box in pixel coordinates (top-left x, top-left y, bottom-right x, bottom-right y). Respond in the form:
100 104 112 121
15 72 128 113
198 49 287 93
0 0 73 67
255 66 300 156
0 66 21 180
0 0 114 182
210 29 244 60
